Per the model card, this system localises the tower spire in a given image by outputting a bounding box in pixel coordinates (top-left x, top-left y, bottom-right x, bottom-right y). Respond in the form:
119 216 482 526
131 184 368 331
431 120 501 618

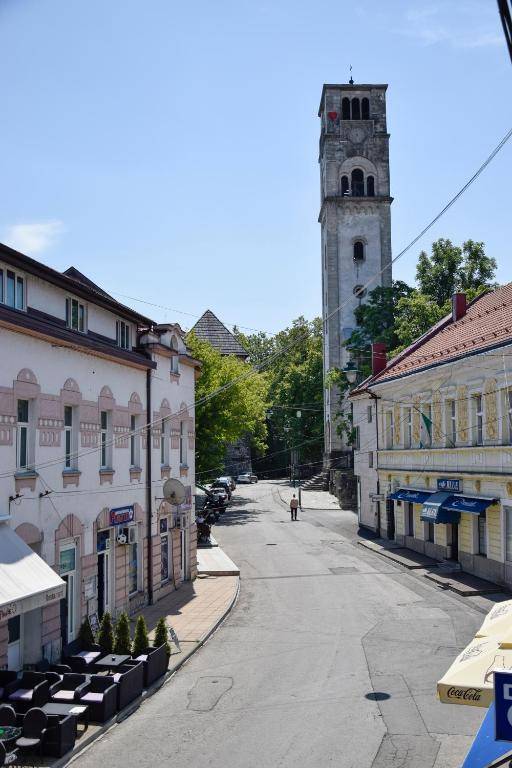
349 64 354 85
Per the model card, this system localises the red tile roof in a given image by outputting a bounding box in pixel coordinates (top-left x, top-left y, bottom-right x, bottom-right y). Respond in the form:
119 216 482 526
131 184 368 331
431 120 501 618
363 284 512 386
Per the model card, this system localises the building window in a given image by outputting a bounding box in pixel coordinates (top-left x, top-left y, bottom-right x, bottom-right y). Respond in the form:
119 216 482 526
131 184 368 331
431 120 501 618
0 267 25 310
351 97 361 120
368 451 373 468
341 175 349 195
351 168 365 197
404 407 412 448
407 503 414 536
66 298 86 332
421 404 432 447
116 321 131 350
130 414 140 467
473 394 483 446
341 97 350 120
478 514 487 557
17 399 30 470
180 421 188 465
160 518 170 582
64 406 78 469
367 405 372 423
170 336 180 374
386 411 394 449
367 175 375 196
100 410 111 469
353 426 360 451
128 530 139 594
161 417 169 466
506 506 512 562
361 97 370 119
353 241 365 262
426 522 435 543
447 400 457 446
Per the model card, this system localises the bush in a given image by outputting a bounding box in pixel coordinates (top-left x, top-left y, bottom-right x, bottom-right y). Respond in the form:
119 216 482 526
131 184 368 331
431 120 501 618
98 612 114 655
78 617 96 649
154 617 171 658
114 612 132 655
132 615 149 658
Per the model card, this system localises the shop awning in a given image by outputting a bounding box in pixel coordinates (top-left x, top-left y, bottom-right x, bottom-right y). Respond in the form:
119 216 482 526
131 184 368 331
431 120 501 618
389 488 431 504
421 492 461 524
442 495 497 516
0 523 66 621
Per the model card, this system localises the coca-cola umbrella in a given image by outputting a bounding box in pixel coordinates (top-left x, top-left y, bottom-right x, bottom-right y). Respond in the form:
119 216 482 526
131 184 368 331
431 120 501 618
475 599 512 638
437 634 512 707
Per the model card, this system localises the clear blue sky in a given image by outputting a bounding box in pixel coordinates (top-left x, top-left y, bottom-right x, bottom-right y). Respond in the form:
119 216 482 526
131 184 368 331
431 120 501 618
1 0 510 335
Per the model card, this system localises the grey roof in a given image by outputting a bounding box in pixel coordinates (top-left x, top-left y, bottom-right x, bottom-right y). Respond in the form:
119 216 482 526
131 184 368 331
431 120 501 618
191 310 248 358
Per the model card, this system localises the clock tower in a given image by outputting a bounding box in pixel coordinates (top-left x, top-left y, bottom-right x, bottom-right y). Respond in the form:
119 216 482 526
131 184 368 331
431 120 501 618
318 82 393 459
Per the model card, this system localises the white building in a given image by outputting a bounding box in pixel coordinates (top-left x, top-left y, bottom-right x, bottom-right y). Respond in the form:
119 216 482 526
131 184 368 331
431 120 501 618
0 243 199 670
351 286 512 589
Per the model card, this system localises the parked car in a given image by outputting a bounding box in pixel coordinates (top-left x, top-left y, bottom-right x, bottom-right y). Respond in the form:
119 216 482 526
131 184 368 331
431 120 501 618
195 486 227 514
220 475 236 491
210 479 232 499
237 472 258 484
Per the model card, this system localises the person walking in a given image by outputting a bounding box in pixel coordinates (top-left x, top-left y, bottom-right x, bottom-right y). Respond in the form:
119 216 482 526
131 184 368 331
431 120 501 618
290 494 299 521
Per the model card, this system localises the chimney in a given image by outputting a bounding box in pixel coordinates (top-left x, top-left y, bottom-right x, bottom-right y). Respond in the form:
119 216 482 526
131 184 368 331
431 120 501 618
452 293 467 322
371 342 387 376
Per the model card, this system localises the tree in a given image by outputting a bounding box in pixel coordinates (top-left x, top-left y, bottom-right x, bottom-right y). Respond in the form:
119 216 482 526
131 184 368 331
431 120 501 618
132 614 149 657
154 617 171 659
114 612 132 655
393 291 448 352
98 611 114 655
416 239 463 306
458 240 497 293
78 617 96 649
186 332 269 479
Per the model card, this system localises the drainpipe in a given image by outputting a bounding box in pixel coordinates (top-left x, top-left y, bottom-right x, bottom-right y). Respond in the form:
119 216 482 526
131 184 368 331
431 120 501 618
369 390 381 537
146 368 154 605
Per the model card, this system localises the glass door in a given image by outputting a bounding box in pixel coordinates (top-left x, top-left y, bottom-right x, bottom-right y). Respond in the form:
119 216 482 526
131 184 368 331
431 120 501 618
60 546 77 643
7 615 22 671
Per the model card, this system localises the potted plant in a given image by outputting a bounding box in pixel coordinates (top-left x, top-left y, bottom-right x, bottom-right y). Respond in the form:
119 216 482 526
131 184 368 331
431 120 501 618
98 611 114 655
114 612 132 655
78 617 96 650
154 617 171 659
132 615 149 658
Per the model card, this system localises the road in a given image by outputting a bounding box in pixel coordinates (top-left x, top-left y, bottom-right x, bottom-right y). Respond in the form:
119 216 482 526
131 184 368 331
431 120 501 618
72 480 486 768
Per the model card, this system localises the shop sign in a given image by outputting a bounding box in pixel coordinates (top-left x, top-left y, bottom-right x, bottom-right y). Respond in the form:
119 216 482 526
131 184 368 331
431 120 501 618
45 587 65 603
494 671 512 741
437 478 461 493
59 547 76 575
0 602 18 621
110 505 135 526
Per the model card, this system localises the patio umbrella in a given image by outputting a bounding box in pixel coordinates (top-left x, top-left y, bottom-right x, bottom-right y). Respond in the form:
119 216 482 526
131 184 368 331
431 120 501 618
476 600 512 638
437 634 512 707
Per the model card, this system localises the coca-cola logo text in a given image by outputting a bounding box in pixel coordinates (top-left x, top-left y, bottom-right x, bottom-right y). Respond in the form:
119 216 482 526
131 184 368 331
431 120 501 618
446 687 482 701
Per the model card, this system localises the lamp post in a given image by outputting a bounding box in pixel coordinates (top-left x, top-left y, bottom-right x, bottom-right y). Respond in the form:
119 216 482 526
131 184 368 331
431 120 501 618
342 360 358 385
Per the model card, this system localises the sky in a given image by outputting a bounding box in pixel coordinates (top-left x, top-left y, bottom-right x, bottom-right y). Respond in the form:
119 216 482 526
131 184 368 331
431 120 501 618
0 0 510 336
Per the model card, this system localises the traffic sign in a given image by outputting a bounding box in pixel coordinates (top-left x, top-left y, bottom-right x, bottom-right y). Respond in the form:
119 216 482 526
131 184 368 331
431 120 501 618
494 670 512 741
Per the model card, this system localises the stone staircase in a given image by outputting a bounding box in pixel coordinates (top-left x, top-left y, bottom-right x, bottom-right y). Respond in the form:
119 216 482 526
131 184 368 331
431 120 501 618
301 470 329 491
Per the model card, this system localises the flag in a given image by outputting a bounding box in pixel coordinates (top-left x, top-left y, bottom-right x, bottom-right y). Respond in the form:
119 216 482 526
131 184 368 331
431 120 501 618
419 410 432 448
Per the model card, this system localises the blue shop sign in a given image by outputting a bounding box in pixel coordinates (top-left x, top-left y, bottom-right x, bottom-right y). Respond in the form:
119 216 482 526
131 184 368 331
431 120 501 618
437 478 461 493
494 671 512 742
110 505 135 526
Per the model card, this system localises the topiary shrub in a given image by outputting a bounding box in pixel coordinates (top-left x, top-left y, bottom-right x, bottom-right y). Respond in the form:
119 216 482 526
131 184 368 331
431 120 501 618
98 611 114 655
132 614 149 658
78 617 96 649
154 617 171 659
114 612 132 655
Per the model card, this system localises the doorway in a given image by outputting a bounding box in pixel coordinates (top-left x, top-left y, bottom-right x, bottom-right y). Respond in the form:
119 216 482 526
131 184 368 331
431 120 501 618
180 527 186 581
59 545 77 646
7 615 22 671
386 499 395 540
97 530 111 619
449 523 459 561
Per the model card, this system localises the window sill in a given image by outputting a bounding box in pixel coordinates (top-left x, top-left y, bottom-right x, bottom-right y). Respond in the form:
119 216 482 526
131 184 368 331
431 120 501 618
14 469 38 478
14 470 38 493
62 469 81 488
130 466 142 480
170 372 180 382
99 468 115 485
161 464 171 480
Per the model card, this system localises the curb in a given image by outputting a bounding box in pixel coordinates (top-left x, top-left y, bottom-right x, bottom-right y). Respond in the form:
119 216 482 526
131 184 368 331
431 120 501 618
62 576 240 767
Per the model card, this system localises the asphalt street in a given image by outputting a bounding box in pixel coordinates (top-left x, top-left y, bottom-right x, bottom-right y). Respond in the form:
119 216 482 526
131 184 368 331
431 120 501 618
71 480 486 768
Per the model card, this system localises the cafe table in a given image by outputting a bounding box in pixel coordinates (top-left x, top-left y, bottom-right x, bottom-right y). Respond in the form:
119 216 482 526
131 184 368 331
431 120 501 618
95 654 131 673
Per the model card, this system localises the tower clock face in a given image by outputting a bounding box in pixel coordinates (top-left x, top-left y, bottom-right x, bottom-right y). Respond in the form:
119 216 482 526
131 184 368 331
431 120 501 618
350 127 366 144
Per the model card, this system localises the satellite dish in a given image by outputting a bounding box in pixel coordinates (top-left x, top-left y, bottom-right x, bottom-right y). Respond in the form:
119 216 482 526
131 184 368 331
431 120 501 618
163 478 186 506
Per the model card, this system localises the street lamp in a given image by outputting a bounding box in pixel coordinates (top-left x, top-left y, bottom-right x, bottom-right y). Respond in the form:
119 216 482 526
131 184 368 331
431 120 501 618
342 360 358 385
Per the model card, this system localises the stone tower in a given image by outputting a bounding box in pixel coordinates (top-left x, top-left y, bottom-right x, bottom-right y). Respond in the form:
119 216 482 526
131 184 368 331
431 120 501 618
319 82 392 459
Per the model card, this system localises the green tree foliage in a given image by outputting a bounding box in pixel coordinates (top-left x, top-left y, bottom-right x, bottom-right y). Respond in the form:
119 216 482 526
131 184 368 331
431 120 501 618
415 239 463 306
78 617 96 649
132 614 149 657
98 611 114 655
186 332 269 479
458 240 497 293
237 317 324 474
393 292 448 352
114 612 132 655
154 617 171 658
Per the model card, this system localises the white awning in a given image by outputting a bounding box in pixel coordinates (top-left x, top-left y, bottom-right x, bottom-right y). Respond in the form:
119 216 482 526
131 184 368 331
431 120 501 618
0 523 66 621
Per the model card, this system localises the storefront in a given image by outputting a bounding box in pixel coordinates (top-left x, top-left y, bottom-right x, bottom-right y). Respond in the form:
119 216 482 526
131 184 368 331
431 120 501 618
0 522 66 670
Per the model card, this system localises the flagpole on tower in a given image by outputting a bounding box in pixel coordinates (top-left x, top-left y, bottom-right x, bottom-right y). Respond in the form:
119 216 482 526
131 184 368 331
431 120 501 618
349 64 354 85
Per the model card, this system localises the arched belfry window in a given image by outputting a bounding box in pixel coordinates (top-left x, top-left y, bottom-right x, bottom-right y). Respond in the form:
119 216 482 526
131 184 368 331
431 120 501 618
367 175 375 197
351 98 361 120
341 175 349 195
351 168 364 197
361 98 370 120
353 241 365 262
342 97 350 120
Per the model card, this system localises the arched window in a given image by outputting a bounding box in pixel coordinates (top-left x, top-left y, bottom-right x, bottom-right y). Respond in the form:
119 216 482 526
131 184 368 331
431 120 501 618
342 97 350 120
353 241 365 262
367 175 375 197
361 97 370 120
341 175 349 195
353 284 366 299
351 168 364 197
351 98 361 120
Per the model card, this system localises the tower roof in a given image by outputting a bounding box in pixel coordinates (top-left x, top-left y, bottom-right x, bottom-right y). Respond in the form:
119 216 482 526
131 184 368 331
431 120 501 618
191 310 248 358
318 83 388 116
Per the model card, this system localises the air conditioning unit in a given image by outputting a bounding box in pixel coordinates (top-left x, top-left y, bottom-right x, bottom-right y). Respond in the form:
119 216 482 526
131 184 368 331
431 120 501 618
116 529 128 545
128 526 137 544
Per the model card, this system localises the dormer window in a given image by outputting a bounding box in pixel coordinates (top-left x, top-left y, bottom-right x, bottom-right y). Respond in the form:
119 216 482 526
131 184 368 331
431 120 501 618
0 266 25 310
66 297 86 332
117 320 131 350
